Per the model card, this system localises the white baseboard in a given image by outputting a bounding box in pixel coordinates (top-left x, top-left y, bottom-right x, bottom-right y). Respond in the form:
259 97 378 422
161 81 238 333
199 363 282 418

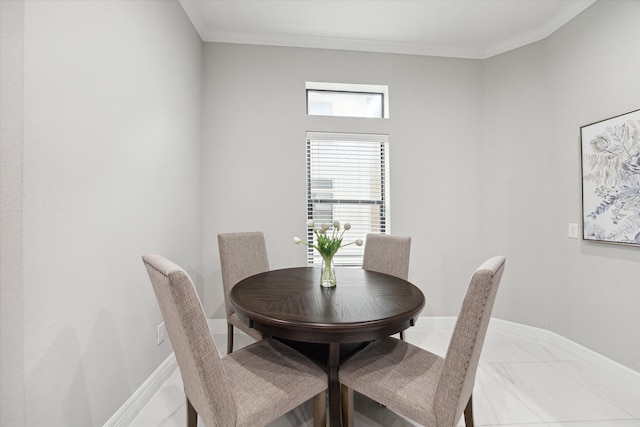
107 316 639 425
103 354 177 427
415 316 640 390
103 321 224 427
487 318 640 390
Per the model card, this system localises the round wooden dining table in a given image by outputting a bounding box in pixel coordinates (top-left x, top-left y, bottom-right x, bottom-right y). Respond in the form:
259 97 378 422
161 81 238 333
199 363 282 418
230 266 425 427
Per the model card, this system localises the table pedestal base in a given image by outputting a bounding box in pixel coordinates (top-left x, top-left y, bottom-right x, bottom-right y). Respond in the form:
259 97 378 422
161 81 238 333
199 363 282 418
275 338 370 426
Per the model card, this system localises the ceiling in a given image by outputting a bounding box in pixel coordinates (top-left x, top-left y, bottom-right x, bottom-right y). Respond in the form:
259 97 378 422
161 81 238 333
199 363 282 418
178 0 596 59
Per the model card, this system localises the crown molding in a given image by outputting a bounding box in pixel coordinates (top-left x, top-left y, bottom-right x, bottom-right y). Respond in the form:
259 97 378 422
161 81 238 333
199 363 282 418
203 30 484 59
198 0 597 60
482 0 597 58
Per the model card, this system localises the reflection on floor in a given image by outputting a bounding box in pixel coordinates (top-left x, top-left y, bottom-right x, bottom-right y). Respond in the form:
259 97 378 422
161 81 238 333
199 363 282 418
130 323 640 427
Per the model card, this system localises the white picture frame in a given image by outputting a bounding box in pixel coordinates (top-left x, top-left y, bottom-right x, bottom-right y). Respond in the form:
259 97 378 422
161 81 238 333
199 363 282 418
580 108 640 246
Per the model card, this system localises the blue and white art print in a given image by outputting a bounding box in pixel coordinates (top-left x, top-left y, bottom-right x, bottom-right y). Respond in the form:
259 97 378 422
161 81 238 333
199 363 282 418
581 109 640 246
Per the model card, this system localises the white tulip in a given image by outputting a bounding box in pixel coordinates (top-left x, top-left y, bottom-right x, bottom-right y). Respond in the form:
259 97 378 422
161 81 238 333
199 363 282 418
344 223 351 230
322 223 330 231
333 220 340 228
293 237 302 244
306 219 314 227
355 239 363 246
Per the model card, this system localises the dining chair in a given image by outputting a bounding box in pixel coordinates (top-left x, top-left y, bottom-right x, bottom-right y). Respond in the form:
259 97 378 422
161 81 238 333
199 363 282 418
142 254 327 427
362 233 411 340
218 232 269 354
340 255 506 427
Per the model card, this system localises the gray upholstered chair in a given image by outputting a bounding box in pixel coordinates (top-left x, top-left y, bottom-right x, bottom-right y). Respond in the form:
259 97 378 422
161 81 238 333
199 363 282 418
218 232 269 354
362 233 411 340
340 256 506 427
142 254 327 427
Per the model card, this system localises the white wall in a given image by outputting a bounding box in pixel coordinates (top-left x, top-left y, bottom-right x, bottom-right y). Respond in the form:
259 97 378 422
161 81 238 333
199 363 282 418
17 1 202 425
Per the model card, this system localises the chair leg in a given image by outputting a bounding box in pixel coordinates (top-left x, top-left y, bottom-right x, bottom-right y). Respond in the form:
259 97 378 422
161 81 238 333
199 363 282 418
464 394 474 427
186 395 197 427
341 385 354 427
227 323 234 354
313 390 327 427
399 330 405 341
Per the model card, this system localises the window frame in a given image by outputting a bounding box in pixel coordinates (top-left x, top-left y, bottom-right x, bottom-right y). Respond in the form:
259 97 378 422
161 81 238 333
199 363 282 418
305 131 390 266
305 82 390 119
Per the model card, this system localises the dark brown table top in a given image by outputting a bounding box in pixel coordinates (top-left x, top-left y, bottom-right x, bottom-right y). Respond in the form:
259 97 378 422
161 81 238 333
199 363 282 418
230 266 426 343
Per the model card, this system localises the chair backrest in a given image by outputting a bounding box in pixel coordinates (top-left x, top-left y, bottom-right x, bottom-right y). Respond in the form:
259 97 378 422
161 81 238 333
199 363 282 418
142 254 237 427
218 232 270 319
434 255 506 426
362 233 411 280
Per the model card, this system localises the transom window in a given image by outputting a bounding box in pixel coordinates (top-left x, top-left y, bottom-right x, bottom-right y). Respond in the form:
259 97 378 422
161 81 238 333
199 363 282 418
306 132 390 266
306 82 389 119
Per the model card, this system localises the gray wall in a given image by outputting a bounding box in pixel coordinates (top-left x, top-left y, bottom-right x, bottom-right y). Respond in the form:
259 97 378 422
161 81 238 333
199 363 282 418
484 0 640 370
2 1 639 426
1 1 25 426
2 1 203 425
202 0 640 372
545 0 640 370
483 40 552 330
201 44 486 322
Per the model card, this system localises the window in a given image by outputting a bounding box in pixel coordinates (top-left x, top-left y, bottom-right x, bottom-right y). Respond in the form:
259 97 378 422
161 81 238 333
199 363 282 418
307 90 384 118
306 82 389 119
306 132 389 266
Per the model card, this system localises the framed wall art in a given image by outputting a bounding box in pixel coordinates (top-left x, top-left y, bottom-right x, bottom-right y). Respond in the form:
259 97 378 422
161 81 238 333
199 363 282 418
580 108 640 246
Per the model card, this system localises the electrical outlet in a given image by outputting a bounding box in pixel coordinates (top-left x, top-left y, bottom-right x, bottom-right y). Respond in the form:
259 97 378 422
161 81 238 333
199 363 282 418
568 223 579 239
157 322 166 345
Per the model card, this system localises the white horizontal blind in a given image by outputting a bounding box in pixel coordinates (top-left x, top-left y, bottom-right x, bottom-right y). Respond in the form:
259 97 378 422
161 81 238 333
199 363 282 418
306 132 390 266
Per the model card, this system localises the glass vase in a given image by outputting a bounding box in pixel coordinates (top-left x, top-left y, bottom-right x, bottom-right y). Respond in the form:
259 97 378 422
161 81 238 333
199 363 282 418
320 256 337 287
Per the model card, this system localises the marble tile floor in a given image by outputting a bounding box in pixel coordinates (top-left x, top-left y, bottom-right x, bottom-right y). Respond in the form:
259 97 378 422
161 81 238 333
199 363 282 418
129 324 640 427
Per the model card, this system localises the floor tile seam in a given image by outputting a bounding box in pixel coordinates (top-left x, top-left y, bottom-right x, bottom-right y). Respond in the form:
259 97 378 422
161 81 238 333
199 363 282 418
553 417 640 423
475 360 637 424
480 359 638 418
553 410 640 423
473 362 550 425
543 359 640 420
488 328 577 364
535 416 640 424
488 320 640 386
515 338 576 364
483 423 549 426
479 360 559 366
